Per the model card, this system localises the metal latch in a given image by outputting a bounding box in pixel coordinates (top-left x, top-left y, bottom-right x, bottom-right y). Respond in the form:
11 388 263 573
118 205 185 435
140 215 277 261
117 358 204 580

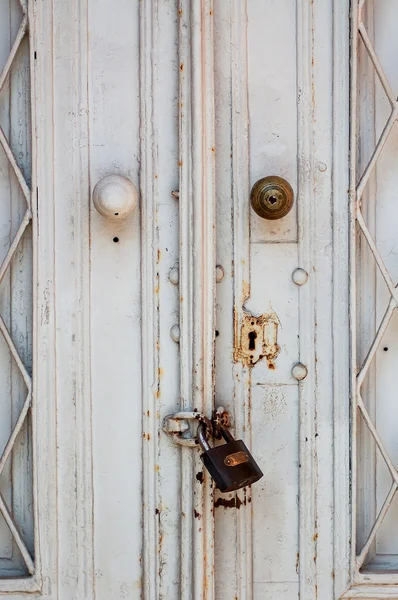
163 407 231 447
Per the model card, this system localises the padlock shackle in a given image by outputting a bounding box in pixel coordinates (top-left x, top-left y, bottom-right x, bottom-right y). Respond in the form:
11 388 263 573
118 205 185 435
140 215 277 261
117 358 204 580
197 422 211 452
220 425 235 443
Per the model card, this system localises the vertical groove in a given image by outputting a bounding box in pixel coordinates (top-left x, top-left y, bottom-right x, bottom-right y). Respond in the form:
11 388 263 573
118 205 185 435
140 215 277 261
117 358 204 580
178 1 216 598
140 1 160 598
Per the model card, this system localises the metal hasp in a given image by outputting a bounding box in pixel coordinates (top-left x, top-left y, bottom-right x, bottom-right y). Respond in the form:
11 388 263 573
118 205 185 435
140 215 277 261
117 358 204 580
197 423 263 493
250 175 294 220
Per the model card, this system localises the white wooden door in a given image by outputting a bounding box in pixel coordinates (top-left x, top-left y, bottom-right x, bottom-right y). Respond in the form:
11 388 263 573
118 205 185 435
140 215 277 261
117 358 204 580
3 1 398 599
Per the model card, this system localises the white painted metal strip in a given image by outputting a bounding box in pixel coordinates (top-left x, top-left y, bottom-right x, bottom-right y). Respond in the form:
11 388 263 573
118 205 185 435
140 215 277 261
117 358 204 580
297 0 317 596
0 577 41 593
357 397 397 481
342 584 398 598
0 491 34 574
0 15 28 93
178 1 216 597
0 392 31 475
32 0 58 591
357 298 396 387
52 0 94 596
332 0 351 596
230 1 252 598
140 0 160 598
0 127 31 205
0 210 32 291
356 483 398 570
350 0 359 584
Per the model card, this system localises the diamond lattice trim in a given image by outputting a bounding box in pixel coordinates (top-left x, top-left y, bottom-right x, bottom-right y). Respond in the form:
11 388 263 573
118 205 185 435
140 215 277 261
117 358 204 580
0 0 33 575
355 1 398 573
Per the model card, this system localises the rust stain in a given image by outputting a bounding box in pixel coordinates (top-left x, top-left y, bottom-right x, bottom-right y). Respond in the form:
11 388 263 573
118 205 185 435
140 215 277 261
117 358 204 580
214 496 245 509
180 63 184 71
242 280 250 302
234 310 281 368
193 509 201 519
196 471 204 484
296 552 299 574
213 407 231 430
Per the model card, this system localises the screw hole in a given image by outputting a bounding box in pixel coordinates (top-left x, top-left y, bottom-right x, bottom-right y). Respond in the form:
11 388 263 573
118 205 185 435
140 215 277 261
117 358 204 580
384 347 389 352
268 195 278 205
114 212 119 216
215 330 220 337
113 237 119 243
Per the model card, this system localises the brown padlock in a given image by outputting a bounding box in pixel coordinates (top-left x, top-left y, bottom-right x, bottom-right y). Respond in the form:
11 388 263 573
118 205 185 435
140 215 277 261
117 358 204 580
197 423 263 493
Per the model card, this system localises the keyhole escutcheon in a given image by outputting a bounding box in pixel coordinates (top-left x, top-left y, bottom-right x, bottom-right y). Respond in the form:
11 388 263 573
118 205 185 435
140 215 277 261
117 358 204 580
248 330 257 351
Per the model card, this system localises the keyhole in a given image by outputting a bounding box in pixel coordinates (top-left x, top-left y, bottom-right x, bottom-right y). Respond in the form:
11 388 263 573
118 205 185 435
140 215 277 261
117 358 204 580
268 195 277 205
248 330 257 351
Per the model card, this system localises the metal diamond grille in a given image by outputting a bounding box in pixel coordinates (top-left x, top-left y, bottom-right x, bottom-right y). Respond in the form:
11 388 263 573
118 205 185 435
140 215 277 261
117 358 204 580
353 0 398 577
0 0 33 576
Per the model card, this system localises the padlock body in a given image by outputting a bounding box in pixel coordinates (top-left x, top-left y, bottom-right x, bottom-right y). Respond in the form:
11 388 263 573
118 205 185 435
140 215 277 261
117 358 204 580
200 439 263 493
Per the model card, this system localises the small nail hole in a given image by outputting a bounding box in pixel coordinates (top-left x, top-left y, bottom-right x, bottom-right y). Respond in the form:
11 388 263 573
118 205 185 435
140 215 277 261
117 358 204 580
215 330 219 337
384 347 389 351
113 237 119 243
114 212 119 216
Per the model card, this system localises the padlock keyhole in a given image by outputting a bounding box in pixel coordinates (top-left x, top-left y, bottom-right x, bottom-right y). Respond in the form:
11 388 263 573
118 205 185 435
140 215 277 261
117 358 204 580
248 330 257 351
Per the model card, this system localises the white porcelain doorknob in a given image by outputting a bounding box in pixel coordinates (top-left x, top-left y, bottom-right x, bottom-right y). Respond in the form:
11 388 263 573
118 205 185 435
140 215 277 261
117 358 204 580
93 174 138 220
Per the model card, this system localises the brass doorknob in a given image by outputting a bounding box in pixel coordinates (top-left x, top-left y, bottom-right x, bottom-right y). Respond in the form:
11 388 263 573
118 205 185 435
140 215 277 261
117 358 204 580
250 175 294 220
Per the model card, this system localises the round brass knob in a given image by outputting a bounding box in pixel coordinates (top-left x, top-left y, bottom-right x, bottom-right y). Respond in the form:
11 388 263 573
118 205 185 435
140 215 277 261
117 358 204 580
250 175 294 220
